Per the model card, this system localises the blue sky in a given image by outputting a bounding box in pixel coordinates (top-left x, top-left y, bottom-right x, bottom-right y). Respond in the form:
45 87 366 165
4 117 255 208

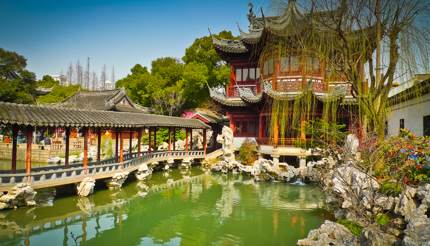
0 0 271 80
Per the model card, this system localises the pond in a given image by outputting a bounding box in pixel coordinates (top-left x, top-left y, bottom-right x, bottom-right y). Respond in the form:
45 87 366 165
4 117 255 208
0 167 331 245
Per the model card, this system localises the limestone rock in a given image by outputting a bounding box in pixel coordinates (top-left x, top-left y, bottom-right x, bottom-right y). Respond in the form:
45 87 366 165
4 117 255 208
106 171 129 189
394 186 417 221
135 163 152 181
0 183 37 210
76 177 95 197
345 134 359 156
297 220 358 246
401 184 430 246
360 225 398 246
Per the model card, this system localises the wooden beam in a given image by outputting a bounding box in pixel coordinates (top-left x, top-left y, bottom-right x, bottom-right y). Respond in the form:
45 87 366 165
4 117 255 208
190 129 193 151
11 125 18 172
185 129 189 152
273 120 279 146
97 128 101 163
203 129 207 156
153 127 157 151
119 130 124 163
168 127 172 151
148 128 152 153
137 128 142 157
65 127 71 166
258 114 264 139
115 128 119 162
129 129 133 154
83 128 89 170
25 126 33 177
173 128 176 151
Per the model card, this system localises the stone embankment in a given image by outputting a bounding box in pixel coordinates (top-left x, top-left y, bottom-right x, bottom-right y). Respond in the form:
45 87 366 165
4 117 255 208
210 129 430 245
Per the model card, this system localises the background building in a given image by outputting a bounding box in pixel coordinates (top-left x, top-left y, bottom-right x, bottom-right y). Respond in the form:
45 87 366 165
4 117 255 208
387 74 430 137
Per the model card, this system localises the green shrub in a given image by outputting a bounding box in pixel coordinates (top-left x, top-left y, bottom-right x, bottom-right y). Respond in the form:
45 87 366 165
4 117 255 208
375 214 390 226
238 139 258 166
380 181 403 196
377 129 430 185
337 219 363 237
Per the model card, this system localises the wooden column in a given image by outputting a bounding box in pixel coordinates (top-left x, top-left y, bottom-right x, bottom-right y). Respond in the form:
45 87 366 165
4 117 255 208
153 127 157 151
129 129 133 155
300 119 306 141
11 126 18 172
185 129 189 152
119 130 124 163
273 120 279 146
97 128 101 163
148 128 152 153
258 114 264 139
115 128 119 161
25 126 33 176
203 129 207 156
137 128 142 157
190 129 193 151
168 128 172 151
173 128 176 151
65 127 71 166
83 128 89 169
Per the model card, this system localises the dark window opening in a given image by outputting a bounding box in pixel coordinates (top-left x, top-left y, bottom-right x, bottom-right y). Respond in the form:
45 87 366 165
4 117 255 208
424 115 430 136
400 119 405 130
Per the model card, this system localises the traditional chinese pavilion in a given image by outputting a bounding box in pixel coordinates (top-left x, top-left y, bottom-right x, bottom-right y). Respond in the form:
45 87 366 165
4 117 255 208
60 88 150 113
209 1 360 152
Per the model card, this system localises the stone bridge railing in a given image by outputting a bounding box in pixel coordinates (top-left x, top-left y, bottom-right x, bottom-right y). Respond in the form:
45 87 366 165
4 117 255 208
0 150 204 187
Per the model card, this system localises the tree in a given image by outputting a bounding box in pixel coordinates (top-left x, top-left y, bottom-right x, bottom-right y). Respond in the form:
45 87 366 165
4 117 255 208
181 62 209 108
37 75 59 88
151 57 184 86
116 64 151 105
37 84 81 104
182 30 234 88
0 48 37 104
272 0 430 141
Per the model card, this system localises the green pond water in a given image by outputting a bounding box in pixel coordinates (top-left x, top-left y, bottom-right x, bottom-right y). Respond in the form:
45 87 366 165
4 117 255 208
0 167 331 246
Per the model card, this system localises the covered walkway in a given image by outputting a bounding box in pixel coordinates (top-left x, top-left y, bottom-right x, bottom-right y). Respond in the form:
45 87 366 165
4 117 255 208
0 102 211 190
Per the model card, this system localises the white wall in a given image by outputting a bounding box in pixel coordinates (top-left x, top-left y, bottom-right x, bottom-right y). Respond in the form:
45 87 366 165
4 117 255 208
387 93 430 137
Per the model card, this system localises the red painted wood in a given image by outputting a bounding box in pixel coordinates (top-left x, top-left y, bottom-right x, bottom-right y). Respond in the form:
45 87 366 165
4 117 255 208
148 128 152 153
97 128 101 163
185 129 189 152
83 128 89 169
119 131 124 163
65 127 71 166
129 129 133 153
115 129 119 161
203 129 207 156
137 128 142 157
25 127 33 176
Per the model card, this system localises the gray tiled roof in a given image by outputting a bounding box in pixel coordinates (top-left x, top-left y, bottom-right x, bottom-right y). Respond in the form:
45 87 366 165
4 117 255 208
59 89 150 113
0 102 209 129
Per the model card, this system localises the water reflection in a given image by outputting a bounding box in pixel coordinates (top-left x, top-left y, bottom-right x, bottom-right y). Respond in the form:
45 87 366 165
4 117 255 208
0 168 330 245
